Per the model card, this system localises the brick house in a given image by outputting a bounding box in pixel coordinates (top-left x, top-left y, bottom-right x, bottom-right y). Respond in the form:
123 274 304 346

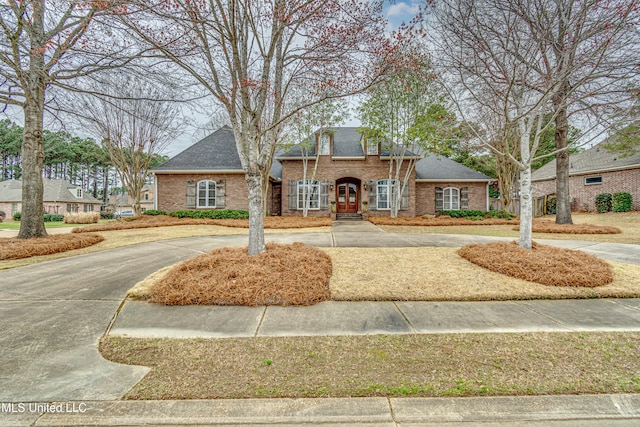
532 142 640 211
0 178 102 218
153 126 495 217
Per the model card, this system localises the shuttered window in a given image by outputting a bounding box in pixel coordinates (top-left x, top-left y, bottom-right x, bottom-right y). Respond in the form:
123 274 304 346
197 180 216 208
297 180 321 210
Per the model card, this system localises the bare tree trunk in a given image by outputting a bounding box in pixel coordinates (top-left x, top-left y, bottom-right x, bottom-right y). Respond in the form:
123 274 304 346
554 95 573 224
246 172 265 255
18 96 47 239
518 165 533 249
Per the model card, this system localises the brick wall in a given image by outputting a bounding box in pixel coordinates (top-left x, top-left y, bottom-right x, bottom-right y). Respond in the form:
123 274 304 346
280 156 417 217
156 173 249 212
415 182 489 215
0 202 15 218
533 167 640 211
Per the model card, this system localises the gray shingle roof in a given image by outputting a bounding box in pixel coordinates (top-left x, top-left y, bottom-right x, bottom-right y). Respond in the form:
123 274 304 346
154 126 243 172
415 154 495 181
277 127 366 158
156 126 282 179
531 142 640 181
0 179 102 204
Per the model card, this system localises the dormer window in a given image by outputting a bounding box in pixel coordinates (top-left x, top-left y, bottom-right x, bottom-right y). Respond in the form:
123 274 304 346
76 188 82 198
367 137 379 155
319 133 330 155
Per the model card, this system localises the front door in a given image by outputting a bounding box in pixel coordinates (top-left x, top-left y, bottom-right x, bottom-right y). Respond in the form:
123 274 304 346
336 182 358 213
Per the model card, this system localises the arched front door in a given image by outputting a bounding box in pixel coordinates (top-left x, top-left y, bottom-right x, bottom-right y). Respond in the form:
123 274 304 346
336 179 359 213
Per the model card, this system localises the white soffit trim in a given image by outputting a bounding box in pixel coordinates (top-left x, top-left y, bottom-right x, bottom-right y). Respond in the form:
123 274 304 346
532 164 640 182
416 179 496 182
153 170 245 174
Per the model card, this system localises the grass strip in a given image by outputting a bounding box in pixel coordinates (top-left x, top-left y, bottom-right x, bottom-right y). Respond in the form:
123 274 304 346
101 332 640 400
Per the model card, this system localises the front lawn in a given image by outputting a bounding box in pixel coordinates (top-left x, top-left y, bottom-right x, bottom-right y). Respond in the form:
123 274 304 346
100 332 640 399
377 212 640 244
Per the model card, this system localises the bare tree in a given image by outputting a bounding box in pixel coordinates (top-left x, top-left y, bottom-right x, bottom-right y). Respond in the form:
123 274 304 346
487 0 639 224
430 0 561 249
120 0 391 255
0 1 134 238
77 77 179 216
359 44 446 217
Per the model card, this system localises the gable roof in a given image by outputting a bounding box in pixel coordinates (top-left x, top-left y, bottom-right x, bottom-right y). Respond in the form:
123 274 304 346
155 126 283 180
0 179 102 204
531 142 640 181
276 127 419 159
154 126 243 172
415 154 495 181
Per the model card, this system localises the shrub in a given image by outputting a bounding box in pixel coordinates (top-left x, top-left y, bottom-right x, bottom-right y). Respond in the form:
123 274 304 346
43 214 64 222
100 212 114 220
484 209 517 220
0 210 5 222
169 209 249 219
143 209 167 216
546 196 557 214
13 212 21 221
612 192 632 212
64 212 100 224
440 210 485 219
595 193 612 213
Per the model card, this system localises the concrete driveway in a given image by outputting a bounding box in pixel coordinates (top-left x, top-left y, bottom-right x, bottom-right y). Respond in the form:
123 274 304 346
1 224 639 402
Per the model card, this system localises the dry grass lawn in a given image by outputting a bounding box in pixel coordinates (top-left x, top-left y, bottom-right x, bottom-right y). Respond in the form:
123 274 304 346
327 247 640 301
149 243 332 306
459 242 614 287
74 215 331 233
380 212 640 244
130 246 640 303
100 332 640 399
369 216 518 226
524 220 621 235
0 233 104 260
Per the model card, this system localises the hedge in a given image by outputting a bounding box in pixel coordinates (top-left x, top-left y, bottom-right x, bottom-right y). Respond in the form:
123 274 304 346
143 209 167 216
169 209 250 219
612 192 632 212
546 196 557 214
439 209 516 220
13 212 21 221
595 193 612 213
44 214 64 222
100 212 114 220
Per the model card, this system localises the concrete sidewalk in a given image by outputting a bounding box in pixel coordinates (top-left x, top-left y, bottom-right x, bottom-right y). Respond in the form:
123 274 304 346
5 394 640 426
109 298 640 338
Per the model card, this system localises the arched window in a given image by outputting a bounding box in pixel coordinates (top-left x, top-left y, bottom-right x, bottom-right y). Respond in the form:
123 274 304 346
443 187 460 210
197 180 216 208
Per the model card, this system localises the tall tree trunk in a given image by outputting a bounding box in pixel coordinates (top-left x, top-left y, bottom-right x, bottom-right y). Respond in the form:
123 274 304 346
18 97 47 239
246 171 265 255
554 97 573 224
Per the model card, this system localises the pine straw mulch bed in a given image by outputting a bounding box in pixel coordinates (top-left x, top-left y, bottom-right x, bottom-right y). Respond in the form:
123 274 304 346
458 241 614 287
369 216 519 226
149 243 332 306
0 233 105 260
73 215 331 233
521 220 622 235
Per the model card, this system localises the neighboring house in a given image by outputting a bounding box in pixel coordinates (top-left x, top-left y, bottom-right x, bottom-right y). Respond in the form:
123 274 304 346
152 126 495 217
107 184 155 213
532 142 640 211
0 178 102 217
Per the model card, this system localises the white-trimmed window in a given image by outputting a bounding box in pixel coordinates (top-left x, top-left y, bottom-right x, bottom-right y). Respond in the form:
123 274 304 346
584 176 602 185
367 138 379 155
76 188 82 198
376 179 397 210
319 133 330 155
297 180 320 210
197 180 216 208
84 204 93 212
443 187 460 210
